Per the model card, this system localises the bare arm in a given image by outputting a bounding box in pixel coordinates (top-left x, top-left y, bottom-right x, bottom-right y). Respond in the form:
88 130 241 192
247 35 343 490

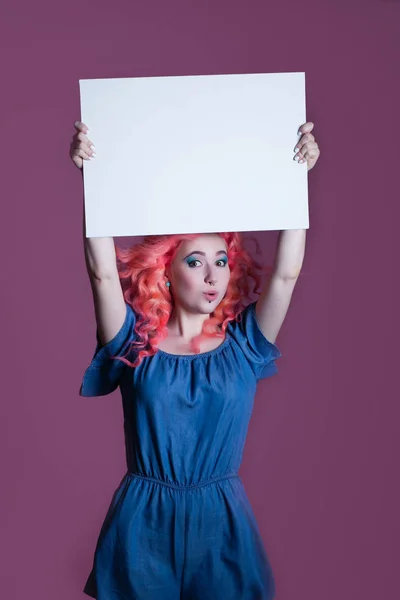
71 120 128 346
255 229 306 344
82 207 127 346
254 119 321 344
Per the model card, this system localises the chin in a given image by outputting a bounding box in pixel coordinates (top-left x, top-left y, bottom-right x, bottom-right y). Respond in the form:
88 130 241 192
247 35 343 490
205 300 221 312
196 302 215 314
200 305 214 313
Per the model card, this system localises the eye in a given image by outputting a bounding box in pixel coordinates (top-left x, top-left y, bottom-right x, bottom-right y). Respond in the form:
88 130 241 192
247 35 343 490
187 259 202 267
186 257 228 268
216 259 228 267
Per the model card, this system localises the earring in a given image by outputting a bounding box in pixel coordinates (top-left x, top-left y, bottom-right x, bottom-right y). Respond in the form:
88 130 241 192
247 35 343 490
166 281 171 288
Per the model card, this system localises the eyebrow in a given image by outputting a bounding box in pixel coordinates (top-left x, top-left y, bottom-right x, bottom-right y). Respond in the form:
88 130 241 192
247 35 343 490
183 250 228 259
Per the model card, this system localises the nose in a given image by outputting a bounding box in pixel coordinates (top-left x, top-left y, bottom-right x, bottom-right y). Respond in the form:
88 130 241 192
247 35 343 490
205 271 217 286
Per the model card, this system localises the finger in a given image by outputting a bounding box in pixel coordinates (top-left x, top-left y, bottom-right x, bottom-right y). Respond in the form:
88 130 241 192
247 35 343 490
301 145 319 162
294 132 315 153
297 121 314 136
297 141 318 156
296 142 319 162
77 139 95 156
293 141 318 162
74 120 88 132
74 120 90 135
77 131 95 149
75 147 93 161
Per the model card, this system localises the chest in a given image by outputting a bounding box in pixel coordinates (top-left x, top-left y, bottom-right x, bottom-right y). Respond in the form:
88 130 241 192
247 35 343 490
122 346 258 416
157 335 227 355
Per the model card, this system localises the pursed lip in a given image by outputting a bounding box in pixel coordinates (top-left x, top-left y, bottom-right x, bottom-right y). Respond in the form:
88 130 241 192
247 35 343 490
202 291 219 298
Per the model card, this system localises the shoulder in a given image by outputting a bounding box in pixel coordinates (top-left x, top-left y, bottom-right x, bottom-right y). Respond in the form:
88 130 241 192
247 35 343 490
227 301 282 381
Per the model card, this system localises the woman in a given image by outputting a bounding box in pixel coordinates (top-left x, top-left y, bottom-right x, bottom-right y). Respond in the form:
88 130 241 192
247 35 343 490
71 120 320 599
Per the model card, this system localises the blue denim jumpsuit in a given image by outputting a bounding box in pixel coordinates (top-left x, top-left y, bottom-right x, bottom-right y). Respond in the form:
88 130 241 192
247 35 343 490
80 300 282 600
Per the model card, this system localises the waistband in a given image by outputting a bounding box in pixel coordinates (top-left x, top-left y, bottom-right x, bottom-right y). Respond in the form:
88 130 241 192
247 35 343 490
126 470 239 490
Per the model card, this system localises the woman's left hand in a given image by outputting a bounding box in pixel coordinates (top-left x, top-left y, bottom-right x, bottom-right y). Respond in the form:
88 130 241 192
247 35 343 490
294 122 320 172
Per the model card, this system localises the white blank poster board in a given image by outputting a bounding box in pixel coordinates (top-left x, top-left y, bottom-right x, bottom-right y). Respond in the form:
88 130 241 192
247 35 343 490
80 72 308 238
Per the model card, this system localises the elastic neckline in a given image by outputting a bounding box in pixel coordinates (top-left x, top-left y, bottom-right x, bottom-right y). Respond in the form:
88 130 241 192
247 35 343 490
156 331 232 359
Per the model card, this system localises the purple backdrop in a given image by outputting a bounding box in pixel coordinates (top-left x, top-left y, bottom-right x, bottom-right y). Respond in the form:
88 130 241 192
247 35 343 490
1 0 399 599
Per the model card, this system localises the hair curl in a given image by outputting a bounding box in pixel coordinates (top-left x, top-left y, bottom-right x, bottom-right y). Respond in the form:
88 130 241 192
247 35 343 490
110 232 273 368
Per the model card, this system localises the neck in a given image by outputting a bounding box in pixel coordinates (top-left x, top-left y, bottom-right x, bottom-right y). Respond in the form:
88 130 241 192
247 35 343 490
167 306 211 341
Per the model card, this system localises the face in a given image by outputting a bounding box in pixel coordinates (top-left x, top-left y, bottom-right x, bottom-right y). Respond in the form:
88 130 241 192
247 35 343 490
166 234 231 313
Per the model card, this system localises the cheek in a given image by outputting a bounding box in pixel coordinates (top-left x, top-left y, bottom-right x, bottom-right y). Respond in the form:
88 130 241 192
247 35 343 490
175 269 198 290
223 268 231 284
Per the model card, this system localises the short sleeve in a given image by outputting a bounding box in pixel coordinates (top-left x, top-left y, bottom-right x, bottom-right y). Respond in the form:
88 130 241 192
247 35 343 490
229 301 282 381
79 302 137 397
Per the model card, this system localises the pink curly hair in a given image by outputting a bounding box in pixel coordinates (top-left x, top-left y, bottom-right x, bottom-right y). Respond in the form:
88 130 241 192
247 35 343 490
110 232 273 368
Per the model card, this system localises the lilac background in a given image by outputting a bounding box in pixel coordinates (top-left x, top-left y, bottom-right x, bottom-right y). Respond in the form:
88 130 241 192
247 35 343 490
1 1 399 599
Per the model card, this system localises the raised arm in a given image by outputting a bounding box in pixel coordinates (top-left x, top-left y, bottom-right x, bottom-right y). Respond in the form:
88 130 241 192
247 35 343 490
82 211 126 347
254 120 320 343
71 120 126 347
255 229 306 344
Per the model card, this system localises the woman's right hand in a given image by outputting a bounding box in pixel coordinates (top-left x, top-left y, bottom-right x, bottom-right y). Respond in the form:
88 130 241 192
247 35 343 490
70 121 96 169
